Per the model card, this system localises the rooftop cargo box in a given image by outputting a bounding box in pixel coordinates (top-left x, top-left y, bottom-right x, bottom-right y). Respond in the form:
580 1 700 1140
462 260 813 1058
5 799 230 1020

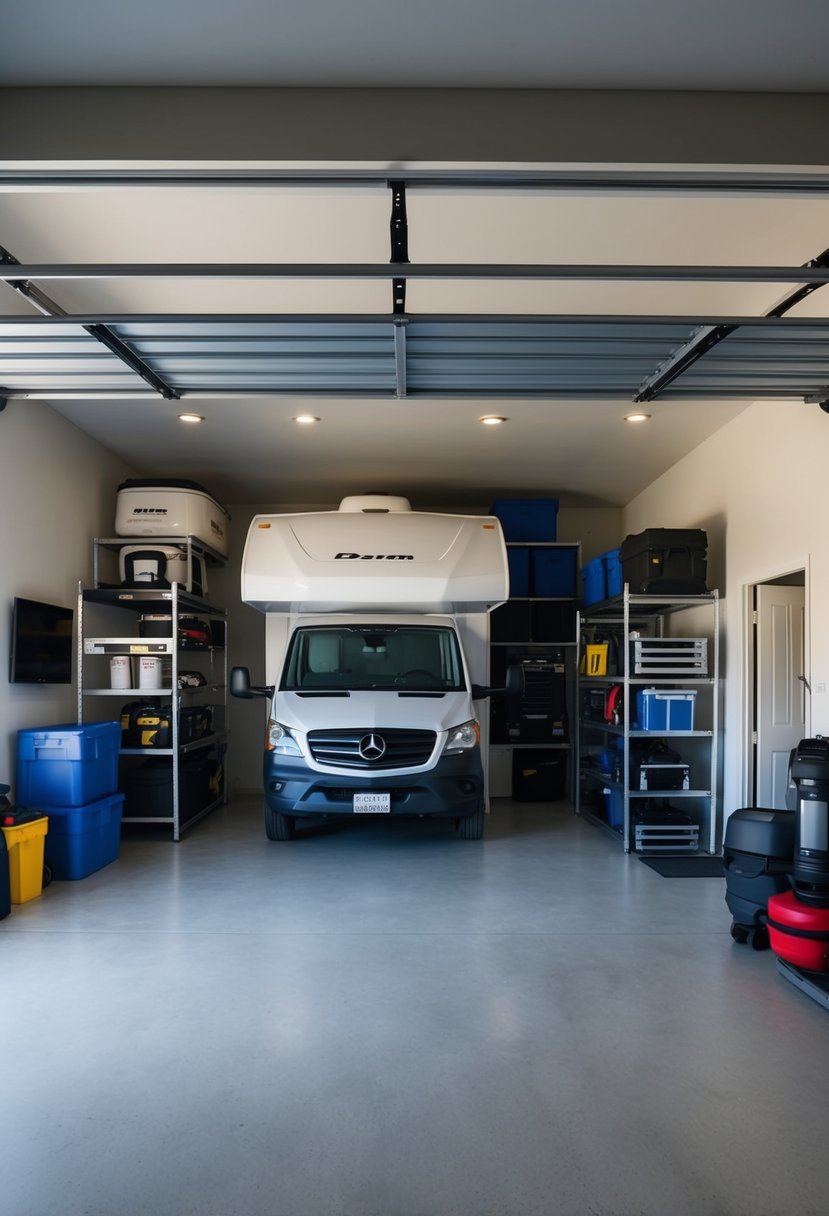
115 479 230 558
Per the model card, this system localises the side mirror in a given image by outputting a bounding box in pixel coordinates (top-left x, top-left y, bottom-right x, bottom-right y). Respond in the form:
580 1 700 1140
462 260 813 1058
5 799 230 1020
471 663 525 701
503 662 525 699
230 666 274 700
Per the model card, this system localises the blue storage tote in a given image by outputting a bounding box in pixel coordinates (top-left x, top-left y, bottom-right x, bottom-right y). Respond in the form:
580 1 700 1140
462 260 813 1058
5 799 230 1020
17 721 120 808
603 548 623 598
490 499 559 542
603 788 624 829
507 546 530 597
636 688 697 731
43 793 124 880
582 557 606 605
532 547 576 598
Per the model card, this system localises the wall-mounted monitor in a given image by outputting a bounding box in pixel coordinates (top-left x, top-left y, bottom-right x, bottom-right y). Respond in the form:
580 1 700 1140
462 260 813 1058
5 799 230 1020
9 597 74 685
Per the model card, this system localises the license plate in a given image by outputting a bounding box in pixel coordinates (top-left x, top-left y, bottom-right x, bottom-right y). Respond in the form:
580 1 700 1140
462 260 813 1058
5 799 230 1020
353 792 391 814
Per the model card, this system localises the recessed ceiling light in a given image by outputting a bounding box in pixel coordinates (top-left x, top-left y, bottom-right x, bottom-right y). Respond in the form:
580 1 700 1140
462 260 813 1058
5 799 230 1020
625 412 652 423
293 414 321 425
479 415 508 426
177 412 204 424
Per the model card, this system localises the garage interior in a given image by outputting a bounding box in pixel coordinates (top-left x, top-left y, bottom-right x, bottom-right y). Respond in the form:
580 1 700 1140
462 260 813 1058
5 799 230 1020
3 3 829 1214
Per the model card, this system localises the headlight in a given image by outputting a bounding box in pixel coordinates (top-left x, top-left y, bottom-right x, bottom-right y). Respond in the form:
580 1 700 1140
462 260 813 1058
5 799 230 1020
266 718 303 755
443 719 480 754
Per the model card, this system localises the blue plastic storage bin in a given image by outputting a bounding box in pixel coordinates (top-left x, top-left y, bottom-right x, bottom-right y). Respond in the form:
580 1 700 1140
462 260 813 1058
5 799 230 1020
603 788 624 828
603 548 623 598
582 557 606 605
43 793 124 880
16 721 121 808
532 548 576 598
490 499 559 542
636 689 697 731
507 547 530 597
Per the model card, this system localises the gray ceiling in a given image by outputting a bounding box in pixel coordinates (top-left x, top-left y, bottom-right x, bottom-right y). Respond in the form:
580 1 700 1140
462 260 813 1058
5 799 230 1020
3 0 829 90
2 3 829 509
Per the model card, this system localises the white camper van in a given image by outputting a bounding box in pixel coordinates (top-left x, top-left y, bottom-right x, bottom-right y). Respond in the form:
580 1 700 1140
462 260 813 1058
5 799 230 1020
231 495 521 840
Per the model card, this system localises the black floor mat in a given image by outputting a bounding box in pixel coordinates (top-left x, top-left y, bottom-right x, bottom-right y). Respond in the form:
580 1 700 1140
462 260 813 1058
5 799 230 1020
639 855 724 877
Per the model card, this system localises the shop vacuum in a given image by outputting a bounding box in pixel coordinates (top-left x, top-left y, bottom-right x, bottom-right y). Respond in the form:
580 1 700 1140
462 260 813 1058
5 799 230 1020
764 738 829 1009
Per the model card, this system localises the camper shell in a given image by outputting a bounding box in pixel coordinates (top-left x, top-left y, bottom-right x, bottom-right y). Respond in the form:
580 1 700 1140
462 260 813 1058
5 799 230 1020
232 496 517 840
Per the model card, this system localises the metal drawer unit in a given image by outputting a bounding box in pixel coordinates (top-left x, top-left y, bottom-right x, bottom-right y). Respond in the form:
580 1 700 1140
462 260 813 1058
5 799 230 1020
629 636 708 675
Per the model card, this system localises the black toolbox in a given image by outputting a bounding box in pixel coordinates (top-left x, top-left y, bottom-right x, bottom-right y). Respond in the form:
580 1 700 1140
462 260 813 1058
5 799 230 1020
620 528 708 595
723 807 795 948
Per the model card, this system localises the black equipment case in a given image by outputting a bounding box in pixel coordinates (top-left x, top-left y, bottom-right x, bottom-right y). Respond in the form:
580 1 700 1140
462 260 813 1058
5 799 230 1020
723 807 795 948
620 528 708 595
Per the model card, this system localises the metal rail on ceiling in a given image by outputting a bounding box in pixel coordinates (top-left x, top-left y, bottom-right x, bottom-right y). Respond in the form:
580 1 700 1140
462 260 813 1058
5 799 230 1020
3 168 829 192
4 262 829 283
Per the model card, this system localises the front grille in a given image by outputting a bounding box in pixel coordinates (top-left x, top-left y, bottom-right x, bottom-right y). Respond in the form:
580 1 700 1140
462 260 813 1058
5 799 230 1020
307 728 436 769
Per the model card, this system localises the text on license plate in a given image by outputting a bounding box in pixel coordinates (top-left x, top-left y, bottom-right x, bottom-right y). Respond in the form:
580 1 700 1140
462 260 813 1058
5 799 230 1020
353 792 391 814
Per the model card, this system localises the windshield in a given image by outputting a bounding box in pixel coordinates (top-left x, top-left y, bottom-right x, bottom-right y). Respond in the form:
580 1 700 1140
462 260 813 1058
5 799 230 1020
281 625 466 692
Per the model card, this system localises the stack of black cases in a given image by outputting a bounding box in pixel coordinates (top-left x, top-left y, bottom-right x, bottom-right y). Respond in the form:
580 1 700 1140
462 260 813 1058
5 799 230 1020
723 808 795 948
620 528 708 595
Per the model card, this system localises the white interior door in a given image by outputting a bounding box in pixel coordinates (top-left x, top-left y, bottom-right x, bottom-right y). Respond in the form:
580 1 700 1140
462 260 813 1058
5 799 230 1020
755 583 806 808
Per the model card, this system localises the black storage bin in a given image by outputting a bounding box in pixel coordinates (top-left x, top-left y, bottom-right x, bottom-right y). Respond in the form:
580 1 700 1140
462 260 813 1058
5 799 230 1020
512 750 567 802
532 601 578 643
620 528 708 594
490 600 531 643
723 807 795 947
121 753 215 824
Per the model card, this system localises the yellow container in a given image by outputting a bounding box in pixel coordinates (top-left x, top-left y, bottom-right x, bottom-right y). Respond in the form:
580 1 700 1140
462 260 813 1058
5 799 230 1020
580 643 609 676
2 816 48 903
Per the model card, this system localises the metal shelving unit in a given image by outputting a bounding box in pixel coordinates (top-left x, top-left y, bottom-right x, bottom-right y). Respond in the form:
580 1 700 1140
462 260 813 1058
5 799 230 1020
576 587 719 853
78 539 228 840
490 541 580 801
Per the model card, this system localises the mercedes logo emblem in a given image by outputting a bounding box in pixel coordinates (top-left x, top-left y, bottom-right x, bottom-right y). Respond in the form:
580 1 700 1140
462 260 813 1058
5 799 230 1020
359 732 386 760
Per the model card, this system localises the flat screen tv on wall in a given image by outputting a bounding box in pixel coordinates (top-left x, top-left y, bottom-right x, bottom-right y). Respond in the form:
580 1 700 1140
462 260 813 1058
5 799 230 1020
9 597 74 685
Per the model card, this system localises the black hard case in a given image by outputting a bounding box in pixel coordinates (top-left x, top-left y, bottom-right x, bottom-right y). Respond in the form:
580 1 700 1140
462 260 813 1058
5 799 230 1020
723 808 795 931
620 528 708 595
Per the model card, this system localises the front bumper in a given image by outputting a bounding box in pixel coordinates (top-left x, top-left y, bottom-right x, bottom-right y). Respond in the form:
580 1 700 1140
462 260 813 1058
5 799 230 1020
263 750 484 819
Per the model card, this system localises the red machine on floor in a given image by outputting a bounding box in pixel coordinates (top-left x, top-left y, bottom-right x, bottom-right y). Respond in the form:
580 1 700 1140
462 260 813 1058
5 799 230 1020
766 738 829 1008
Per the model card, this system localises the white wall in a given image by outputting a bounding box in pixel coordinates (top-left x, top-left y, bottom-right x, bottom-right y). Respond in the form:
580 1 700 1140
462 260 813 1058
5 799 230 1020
0 400 136 794
623 399 828 828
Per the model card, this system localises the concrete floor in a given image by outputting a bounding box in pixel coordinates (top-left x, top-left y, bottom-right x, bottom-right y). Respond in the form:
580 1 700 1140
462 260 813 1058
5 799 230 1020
2 797 829 1216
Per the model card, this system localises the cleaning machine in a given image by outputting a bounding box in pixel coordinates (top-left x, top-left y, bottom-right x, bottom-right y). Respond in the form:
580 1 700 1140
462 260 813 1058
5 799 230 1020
742 737 829 1009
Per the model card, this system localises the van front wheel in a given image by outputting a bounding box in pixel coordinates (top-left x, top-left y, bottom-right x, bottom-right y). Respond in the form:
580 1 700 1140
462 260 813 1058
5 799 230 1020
455 800 485 840
265 804 295 841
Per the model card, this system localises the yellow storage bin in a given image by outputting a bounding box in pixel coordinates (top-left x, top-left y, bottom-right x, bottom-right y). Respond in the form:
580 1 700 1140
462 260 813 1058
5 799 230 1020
1 816 48 903
580 643 609 677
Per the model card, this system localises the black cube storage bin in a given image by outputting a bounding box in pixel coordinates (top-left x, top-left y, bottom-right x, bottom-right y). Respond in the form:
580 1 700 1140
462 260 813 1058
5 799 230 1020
723 807 795 949
620 528 708 595
512 749 567 802
532 601 578 643
490 600 531 643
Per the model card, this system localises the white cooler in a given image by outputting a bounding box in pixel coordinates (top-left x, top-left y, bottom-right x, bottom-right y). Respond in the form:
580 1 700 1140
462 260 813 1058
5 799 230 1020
119 544 207 597
115 479 230 557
